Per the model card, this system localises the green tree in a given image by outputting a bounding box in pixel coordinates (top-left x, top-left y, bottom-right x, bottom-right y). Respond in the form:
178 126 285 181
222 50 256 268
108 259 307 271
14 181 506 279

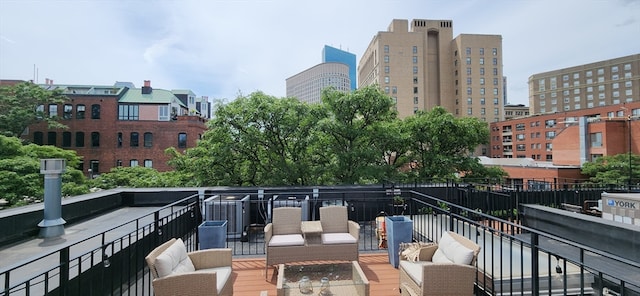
168 92 326 186
0 135 87 207
320 85 397 184
581 153 640 185
0 82 68 137
88 166 187 189
403 106 489 181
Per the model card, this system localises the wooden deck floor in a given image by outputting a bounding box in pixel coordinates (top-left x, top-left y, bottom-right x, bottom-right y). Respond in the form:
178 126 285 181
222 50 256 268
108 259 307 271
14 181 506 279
231 252 399 296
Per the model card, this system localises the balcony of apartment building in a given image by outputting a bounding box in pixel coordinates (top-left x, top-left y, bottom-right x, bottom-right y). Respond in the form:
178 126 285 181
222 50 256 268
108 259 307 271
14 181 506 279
501 126 513 136
1 185 638 296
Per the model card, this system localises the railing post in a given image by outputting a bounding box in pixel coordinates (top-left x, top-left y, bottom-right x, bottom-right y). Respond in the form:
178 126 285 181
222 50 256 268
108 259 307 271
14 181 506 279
530 232 539 296
60 247 69 296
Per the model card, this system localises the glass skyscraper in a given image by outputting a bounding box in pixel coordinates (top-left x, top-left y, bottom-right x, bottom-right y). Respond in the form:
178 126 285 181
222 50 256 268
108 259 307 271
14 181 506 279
322 45 357 90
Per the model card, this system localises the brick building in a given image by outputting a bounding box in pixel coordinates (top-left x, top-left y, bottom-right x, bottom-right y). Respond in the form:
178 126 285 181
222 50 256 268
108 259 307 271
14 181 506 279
488 102 640 187
23 80 208 176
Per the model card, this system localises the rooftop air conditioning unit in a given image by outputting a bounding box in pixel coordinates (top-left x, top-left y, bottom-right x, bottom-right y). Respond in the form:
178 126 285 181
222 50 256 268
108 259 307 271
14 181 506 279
269 195 310 221
204 194 250 239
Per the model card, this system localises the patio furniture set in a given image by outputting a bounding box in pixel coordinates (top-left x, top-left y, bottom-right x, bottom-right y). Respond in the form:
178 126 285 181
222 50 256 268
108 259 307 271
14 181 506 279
144 206 480 296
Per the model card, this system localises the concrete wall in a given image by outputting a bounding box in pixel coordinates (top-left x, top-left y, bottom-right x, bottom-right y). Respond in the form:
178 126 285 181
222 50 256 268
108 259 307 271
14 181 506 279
522 204 639 263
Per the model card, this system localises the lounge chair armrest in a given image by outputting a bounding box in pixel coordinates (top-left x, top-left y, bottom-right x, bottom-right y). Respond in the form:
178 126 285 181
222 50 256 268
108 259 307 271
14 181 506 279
188 248 232 269
264 223 273 243
152 272 218 296
417 244 439 261
348 220 360 240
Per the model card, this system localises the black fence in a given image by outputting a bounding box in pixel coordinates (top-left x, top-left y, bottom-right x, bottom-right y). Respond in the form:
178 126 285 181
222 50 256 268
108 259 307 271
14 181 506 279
2 184 638 295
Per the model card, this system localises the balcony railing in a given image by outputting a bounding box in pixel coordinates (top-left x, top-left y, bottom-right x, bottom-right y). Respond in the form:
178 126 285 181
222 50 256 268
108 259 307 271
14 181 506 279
1 186 639 295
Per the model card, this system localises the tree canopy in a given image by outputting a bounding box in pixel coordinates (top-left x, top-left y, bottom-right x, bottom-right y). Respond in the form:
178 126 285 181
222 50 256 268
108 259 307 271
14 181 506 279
581 153 640 186
167 86 496 186
0 82 68 137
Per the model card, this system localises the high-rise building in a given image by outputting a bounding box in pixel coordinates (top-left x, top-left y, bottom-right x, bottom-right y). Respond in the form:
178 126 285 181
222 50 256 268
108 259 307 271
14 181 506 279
322 45 357 90
358 19 504 121
528 54 640 114
286 62 350 104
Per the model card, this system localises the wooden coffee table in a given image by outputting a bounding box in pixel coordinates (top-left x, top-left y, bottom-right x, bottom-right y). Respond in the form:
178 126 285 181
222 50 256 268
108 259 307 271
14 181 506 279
276 261 369 296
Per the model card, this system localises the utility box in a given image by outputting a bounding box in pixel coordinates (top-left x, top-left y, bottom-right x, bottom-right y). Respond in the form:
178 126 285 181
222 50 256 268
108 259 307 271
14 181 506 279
601 192 640 226
385 216 413 268
198 220 227 249
204 195 250 239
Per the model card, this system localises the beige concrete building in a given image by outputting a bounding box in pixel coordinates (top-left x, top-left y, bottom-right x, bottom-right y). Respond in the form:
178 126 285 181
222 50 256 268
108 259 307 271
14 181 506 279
358 19 504 122
528 54 640 115
286 62 351 104
504 104 530 120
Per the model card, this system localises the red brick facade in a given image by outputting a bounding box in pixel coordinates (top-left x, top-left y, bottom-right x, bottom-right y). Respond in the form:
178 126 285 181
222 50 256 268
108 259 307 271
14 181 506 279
23 87 207 176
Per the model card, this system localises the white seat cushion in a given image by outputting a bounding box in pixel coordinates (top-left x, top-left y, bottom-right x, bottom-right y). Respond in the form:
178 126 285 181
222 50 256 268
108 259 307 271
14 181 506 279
194 266 232 293
269 234 305 246
321 232 357 244
438 232 475 265
154 238 196 278
399 260 428 286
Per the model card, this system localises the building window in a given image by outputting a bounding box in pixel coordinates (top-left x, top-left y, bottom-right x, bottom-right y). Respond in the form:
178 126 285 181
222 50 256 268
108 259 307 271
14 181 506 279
465 47 471 55
384 55 389 63
130 132 139 147
493 78 499 85
480 78 485 85
467 87 472 95
493 58 497 65
413 97 419 104
467 108 473 115
545 119 556 127
545 131 556 139
493 98 499 105
89 160 99 176
36 104 44 119
392 86 397 94
413 87 418 94
91 132 100 147
48 104 58 117
384 86 389 94
467 98 472 105
413 66 418 74
159 105 170 121
118 104 139 120
467 77 472 85
466 57 471 65
63 104 73 119
91 104 100 119
62 132 71 147
384 45 389 53
76 104 85 119
493 68 498 75
479 68 484 75
116 160 123 167
33 131 43 145
480 88 485 95
130 159 139 167
479 48 484 55
117 132 122 148
384 66 389 73
412 46 417 54
413 77 418 84
546 143 553 151
47 132 56 145
480 98 485 105
76 132 84 147
412 56 418 64
178 133 187 148
479 58 484 65
384 76 390 84
144 159 153 168
492 48 497 55
144 132 153 147
589 133 602 147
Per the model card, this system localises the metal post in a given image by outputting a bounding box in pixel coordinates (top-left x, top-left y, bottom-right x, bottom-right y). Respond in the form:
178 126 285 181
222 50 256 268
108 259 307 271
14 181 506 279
38 159 67 238
628 115 632 192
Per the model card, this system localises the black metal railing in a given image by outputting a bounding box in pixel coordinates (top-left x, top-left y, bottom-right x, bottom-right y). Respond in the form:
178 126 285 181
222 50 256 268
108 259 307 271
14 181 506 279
2 186 639 295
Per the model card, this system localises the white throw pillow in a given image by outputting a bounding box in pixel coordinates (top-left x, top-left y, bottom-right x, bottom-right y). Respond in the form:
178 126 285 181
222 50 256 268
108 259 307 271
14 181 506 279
438 232 475 265
431 249 453 263
154 238 196 278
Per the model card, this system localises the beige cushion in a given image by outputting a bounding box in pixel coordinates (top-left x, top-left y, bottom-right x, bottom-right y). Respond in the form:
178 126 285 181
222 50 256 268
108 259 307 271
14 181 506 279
154 238 196 278
431 249 453 263
321 233 357 244
399 260 428 286
268 234 305 246
438 232 475 265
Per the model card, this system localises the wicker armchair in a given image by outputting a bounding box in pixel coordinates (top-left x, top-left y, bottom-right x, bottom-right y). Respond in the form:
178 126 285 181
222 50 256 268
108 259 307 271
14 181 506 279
399 231 480 296
264 207 304 276
145 238 233 296
319 206 360 243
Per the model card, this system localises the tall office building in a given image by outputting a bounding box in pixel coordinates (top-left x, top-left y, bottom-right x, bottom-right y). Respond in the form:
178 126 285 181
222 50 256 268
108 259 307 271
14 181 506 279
322 45 357 90
528 54 640 114
286 63 350 104
358 19 504 121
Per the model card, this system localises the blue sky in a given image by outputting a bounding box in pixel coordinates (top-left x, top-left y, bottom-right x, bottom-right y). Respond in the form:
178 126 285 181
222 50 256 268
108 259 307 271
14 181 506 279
1 0 639 106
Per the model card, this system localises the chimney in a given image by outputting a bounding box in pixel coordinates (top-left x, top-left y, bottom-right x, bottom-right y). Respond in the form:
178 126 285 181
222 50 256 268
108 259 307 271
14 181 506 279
141 80 152 94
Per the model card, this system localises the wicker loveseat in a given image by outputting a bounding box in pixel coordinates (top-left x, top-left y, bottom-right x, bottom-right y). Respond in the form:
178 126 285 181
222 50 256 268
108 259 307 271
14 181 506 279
399 231 480 296
264 206 359 277
145 238 233 296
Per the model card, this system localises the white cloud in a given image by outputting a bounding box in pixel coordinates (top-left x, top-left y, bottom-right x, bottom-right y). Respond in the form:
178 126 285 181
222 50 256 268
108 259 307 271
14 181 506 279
1 0 638 105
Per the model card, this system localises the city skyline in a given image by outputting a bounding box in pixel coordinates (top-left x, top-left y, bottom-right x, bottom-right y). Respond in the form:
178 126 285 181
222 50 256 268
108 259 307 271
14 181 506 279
1 0 639 106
